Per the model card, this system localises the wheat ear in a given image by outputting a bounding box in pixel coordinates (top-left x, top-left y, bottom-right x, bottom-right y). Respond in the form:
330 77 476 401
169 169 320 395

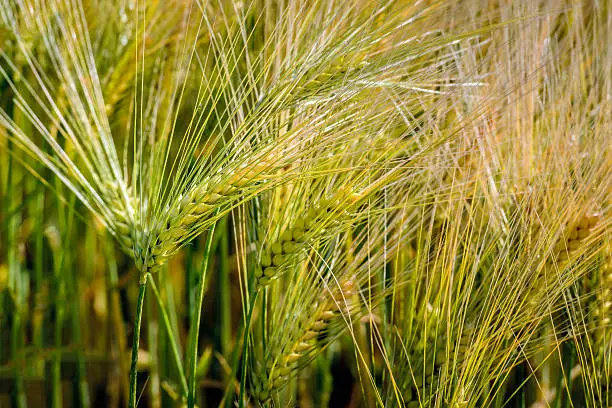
255 189 362 287
402 321 475 408
548 213 601 266
253 279 356 402
590 240 611 402
137 156 276 271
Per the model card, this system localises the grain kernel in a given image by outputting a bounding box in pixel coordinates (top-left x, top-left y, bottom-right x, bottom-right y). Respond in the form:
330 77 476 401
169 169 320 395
295 342 311 352
294 218 305 229
271 242 283 254
282 242 296 253
285 353 301 364
292 228 305 241
320 310 335 320
261 253 272 267
577 228 590 239
272 254 284 266
312 320 327 331
303 330 318 340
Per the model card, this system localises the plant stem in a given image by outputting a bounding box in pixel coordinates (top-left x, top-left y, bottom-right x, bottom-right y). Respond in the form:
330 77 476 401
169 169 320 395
129 275 148 408
106 237 129 404
7 66 26 408
50 175 76 408
147 284 161 408
32 170 45 377
10 312 25 408
148 274 188 396
238 292 259 408
219 219 231 363
187 222 218 408
221 291 257 408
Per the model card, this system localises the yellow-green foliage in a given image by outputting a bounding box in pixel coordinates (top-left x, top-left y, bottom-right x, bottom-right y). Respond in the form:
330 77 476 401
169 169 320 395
0 0 609 407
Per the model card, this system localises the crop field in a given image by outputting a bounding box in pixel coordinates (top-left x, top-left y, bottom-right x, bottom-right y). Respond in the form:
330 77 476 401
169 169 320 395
0 0 610 407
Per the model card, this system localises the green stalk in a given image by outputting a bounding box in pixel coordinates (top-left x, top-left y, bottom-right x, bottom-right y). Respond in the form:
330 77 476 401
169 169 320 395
186 246 195 324
221 292 258 408
147 285 161 408
6 67 26 408
69 210 90 408
10 313 26 408
31 158 45 378
148 274 189 397
163 267 183 372
129 275 148 408
219 219 231 362
164 276 181 349
27 72 50 377
238 292 259 408
50 244 64 408
561 343 575 408
49 192 76 408
314 351 333 407
187 221 218 408
7 188 25 408
105 238 129 405
71 297 92 408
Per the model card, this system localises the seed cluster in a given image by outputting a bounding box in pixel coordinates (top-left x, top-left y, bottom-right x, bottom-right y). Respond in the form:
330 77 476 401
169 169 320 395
542 212 608 401
592 241 611 402
592 242 611 340
404 323 474 407
105 180 137 253
137 160 273 271
254 279 356 402
548 213 601 265
296 59 348 98
256 191 361 287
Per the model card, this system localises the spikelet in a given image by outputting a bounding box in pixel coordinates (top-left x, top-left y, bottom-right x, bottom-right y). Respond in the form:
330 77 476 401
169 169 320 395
255 188 363 287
